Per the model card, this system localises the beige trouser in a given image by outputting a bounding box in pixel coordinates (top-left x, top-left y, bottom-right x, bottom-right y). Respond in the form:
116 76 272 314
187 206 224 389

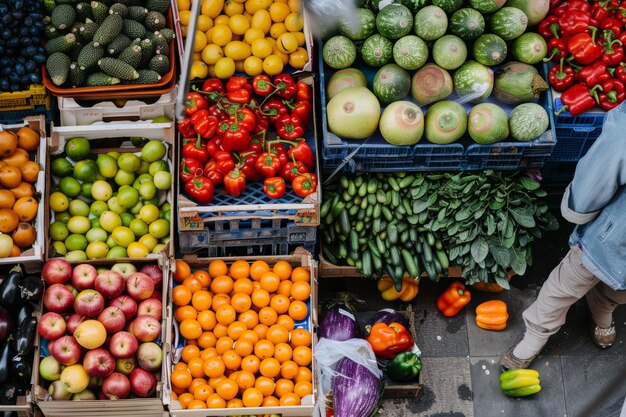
514 247 626 358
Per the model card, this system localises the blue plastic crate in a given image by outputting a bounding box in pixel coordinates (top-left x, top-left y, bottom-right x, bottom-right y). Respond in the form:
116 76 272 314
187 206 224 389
319 46 556 172
0 103 56 125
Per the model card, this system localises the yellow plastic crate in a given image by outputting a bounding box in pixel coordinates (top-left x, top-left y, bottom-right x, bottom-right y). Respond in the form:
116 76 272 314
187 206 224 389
0 84 51 111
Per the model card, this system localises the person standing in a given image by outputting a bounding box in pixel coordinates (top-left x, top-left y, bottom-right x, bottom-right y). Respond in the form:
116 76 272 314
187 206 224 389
500 103 626 371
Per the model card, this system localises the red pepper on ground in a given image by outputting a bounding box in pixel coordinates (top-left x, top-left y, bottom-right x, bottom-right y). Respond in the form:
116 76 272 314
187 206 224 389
296 80 312 102
179 158 201 183
559 10 591 36
568 28 604 64
366 322 414 359
556 83 602 116
273 74 297 99
280 159 308 181
177 118 195 138
252 74 273 96
601 39 624 66
276 114 305 140
598 78 626 110
575 60 612 86
224 168 246 197
437 282 471 317
255 152 282 178
292 173 318 198
182 137 210 165
549 58 576 91
185 92 208 116
203 159 224 185
263 177 287 199
222 121 251 152
545 37 569 61
262 98 289 123
538 15 561 38
184 173 214 204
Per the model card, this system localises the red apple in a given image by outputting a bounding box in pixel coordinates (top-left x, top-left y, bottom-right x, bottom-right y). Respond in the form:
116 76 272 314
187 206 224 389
66 313 85 334
137 299 162 321
149 290 162 301
83 348 115 378
38 312 66 341
97 307 126 334
44 284 75 314
137 342 162 372
111 263 137 280
125 273 154 300
42 259 72 285
109 331 138 359
139 264 162 288
102 372 131 400
129 315 161 342
110 295 137 321
74 289 105 318
94 271 124 299
50 335 82 366
71 264 97 290
129 368 156 398
115 357 136 375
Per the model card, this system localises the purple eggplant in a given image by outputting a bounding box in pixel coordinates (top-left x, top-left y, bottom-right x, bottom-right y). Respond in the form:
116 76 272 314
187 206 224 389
19 275 43 302
368 309 410 330
0 310 13 342
332 357 383 417
319 305 358 341
0 266 23 309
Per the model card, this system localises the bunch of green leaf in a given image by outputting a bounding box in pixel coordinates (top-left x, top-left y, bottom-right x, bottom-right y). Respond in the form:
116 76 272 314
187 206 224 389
413 170 559 288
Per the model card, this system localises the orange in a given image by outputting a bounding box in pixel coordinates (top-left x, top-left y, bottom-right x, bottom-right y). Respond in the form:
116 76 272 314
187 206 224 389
277 280 292 296
203 356 225 378
0 190 15 209
18 161 39 184
192 270 212 288
250 260 270 281
229 259 250 279
276 314 294 331
269 294 290 314
193 383 213 401
280 360 299 380
215 336 234 355
258 306 277 326
0 130 17 158
222 349 242 370
233 278 254 295
290 281 310 301
262 395 280 407
198 310 217 331
16 126 40 151
241 354 260 374
197 331 217 349
254 376 275 396
211 293 231 310
230 293 251 313
12 196 36 222
210 275 234 294
233 338 254 357
181 345 201 363
254 339 274 359
216 304 237 325
183 276 203 293
235 370 256 391
259 357 281 378
252 281 262 291
188 357 206 378
208 375 227 390
273 342 293 363
273 260 292 280
174 260 191 282
226 398 244 408
201 347 218 361
279 392 300 406
238 310 258 329
288 300 308 321
253 323 268 340
175 305 197 322
242 387 263 407
295 366 312 383
206 393 226 408
251 288 270 308
290 328 311 347
187 399 207 409
172 285 192 307
171 369 192 389
239 329 259 344
293 346 312 366
267 324 289 345
208 259 228 278
216 378 239 400
177 392 194 409
213 323 228 338
260 271 280 292
180 319 203 340
192 290 213 311
274 378 294 398
290 266 310 282
171 385 186 396
227 321 247 340
173 362 188 373
294 380 313 398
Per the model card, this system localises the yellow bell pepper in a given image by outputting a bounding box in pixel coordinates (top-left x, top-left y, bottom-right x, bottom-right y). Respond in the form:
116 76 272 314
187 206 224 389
377 276 419 302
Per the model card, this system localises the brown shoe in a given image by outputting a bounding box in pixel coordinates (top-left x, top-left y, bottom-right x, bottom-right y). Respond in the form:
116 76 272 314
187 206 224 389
500 343 540 372
592 322 616 348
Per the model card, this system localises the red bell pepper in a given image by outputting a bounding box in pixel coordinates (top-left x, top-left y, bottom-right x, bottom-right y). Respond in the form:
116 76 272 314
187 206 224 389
179 158 201 184
552 1 570 17
245 136 264 153
202 78 224 94
545 37 569 61
569 0 592 13
280 160 308 181
262 98 289 123
224 168 246 197
227 88 250 105
214 151 236 175
239 152 263 182
287 138 315 171
575 60 612 87
273 74 297 99
184 174 214 204
232 108 256 131
255 152 282 178
268 142 288 168
559 10 592 36
568 28 604 64
291 100 312 128
182 137 210 165
203 159 224 185
555 83 602 116
538 15 561 39
601 39 624 66
252 74 273 96
292 173 317 198
591 0 612 24
222 121 251 152
263 177 286 199
251 115 269 135
226 76 252 93
208 103 229 121
437 282 471 317
549 58 576 91
185 92 208 116
600 17 622 37
598 78 626 110
616 63 626 82
296 80 312 103
365 322 414 359
177 118 195 139
191 111 218 138
276 114 305 140
205 139 219 159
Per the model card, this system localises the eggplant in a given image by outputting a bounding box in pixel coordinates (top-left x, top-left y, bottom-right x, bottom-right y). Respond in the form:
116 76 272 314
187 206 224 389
19 275 43 302
0 310 13 342
14 317 36 357
0 266 23 308
368 309 410 330
332 357 383 417
0 382 17 405
14 302 33 327
11 356 31 390
0 340 13 384
319 305 358 341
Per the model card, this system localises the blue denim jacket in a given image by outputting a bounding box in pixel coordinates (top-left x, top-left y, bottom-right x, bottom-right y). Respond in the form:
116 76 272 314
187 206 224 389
561 103 626 290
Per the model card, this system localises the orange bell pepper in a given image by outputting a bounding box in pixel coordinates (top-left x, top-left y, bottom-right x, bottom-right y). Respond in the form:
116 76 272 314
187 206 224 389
475 300 509 331
437 282 471 317
366 322 414 359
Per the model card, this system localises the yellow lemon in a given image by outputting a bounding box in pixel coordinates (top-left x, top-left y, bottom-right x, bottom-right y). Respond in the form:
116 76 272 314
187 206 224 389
243 55 263 76
193 30 208 52
229 14 250 35
288 47 308 69
245 0 272 14
179 10 191 26
251 38 272 58
243 27 264 44
214 57 236 78
202 44 224 64
190 61 209 79
177 0 191 11
292 31 305 46
224 41 251 60
224 0 244 16
269 22 286 39
269 2 290 22
284 12 303 32
251 9 271 33
197 15 213 32
288 0 300 13
234 60 245 72
262 54 283 75
202 0 224 18
276 32 297 54
212 24 233 46
214 14 230 25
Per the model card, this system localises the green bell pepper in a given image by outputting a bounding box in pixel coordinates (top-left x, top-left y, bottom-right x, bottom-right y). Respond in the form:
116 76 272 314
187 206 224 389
386 351 422 382
500 369 541 397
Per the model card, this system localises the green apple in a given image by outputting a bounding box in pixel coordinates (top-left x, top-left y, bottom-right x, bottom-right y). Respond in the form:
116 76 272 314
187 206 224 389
69 199 90 217
137 160 150 175
117 154 141 172
86 241 109 259
50 221 69 241
86 227 108 243
52 241 67 255
81 182 93 200
91 180 113 201
114 169 135 186
90 201 108 217
117 186 140 209
90 217 101 229
153 171 172 190
107 246 127 258
129 218 149 237
111 226 135 248
100 211 122 232
138 181 157 200
148 219 169 239
120 213 134 227
55 211 71 224
65 234 88 251
149 161 169 176
139 204 160 224
65 250 88 262
96 154 118 178
107 196 126 214
67 216 91 234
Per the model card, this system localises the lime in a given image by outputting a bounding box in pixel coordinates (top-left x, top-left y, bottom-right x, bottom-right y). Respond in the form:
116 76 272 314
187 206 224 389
129 200 144 215
50 192 70 212
67 216 91 234
59 177 81 197
107 246 127 258
107 151 120 160
129 218 149 237
139 204 160 224
49 221 69 241
52 241 67 256
149 219 170 239
81 182 94 200
120 213 134 227
154 171 172 190
137 160 150 175
100 211 122 232
149 161 169 176
112 226 135 247
107 196 126 214
106 235 116 248
65 234 88 251
114 170 135 186
69 199 90 217
51 158 74 177
90 217 101 229
65 137 90 162
86 241 109 259
117 186 140 209
96 154 118 178
138 181 157 200
65 250 88 262
90 201 109 217
117 154 141 172
91 180 113 202
141 140 167 163
86 227 108 243
55 211 71 224
74 160 98 182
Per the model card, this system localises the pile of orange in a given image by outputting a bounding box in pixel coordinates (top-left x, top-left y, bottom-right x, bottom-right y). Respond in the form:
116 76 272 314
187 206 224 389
0 126 40 257
170 258 314 410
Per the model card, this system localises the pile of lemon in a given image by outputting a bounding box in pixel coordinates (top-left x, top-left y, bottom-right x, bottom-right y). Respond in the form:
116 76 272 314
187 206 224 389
178 0 308 79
